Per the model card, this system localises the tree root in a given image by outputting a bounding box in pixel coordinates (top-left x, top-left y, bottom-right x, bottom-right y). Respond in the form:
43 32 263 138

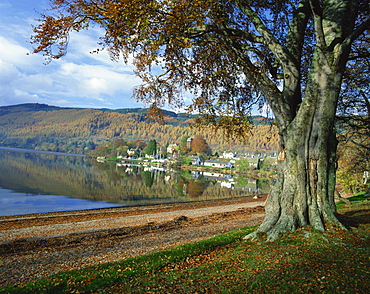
243 223 294 242
243 212 347 242
244 221 347 242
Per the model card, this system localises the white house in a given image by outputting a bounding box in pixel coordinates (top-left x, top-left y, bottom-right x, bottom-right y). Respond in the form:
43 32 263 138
127 149 136 156
192 157 203 165
145 154 159 159
364 171 369 184
221 181 235 189
203 160 234 168
221 151 236 159
187 137 193 149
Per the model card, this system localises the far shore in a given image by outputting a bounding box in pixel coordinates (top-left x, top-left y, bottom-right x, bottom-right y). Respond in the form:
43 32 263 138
0 146 85 157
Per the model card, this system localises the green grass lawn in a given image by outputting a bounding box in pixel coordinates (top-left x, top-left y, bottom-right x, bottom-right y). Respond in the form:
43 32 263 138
2 194 369 294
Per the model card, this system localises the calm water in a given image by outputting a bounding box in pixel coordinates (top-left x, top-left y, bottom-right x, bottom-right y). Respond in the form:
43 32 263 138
0 148 272 216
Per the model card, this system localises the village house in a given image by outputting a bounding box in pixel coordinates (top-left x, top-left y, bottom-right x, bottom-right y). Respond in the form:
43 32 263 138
127 149 136 156
221 150 236 159
187 137 193 148
203 160 234 168
192 157 203 165
145 154 159 159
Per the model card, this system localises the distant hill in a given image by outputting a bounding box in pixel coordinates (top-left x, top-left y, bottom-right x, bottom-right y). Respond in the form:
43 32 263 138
0 103 278 154
0 103 65 114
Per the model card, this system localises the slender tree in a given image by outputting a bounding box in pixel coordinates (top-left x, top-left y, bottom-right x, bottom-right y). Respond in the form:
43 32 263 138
32 0 370 241
179 135 191 155
143 139 157 157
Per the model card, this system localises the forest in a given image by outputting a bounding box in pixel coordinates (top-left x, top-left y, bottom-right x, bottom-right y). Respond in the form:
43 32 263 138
0 103 278 154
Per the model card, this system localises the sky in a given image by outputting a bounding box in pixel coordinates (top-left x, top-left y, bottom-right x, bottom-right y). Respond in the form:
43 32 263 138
0 0 270 116
0 0 146 109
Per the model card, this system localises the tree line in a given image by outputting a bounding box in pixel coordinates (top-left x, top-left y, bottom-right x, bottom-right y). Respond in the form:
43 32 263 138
0 104 279 154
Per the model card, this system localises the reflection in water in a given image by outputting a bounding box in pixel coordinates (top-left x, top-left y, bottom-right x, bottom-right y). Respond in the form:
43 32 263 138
0 148 272 216
0 188 121 216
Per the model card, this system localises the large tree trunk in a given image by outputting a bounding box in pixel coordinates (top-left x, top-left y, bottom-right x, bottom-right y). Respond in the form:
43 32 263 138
246 49 348 242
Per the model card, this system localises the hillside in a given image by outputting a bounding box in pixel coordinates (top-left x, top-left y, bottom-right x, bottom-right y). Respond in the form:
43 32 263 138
0 103 278 154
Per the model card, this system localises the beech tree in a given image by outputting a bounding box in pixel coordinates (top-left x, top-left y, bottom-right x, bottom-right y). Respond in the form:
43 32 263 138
191 134 211 155
32 0 370 241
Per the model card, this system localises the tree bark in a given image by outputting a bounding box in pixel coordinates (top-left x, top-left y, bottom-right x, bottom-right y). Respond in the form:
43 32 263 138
245 113 344 241
245 48 348 242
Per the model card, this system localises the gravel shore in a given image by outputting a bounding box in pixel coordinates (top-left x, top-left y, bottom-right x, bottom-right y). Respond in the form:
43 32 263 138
0 196 266 287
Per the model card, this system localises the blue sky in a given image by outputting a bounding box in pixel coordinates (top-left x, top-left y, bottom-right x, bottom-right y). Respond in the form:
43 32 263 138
0 0 146 109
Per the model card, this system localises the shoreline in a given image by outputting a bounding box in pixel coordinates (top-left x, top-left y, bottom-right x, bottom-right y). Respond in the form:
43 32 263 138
0 146 85 157
0 196 266 287
0 194 266 223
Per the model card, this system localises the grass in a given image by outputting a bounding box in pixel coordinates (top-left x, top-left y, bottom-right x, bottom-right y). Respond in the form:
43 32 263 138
336 191 370 210
1 194 370 294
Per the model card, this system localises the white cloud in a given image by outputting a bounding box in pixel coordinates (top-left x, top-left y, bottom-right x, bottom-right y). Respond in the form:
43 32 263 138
0 32 142 108
55 62 141 99
14 65 139 105
0 61 18 102
0 59 39 105
67 29 137 74
0 60 18 83
0 36 43 67
0 1 147 109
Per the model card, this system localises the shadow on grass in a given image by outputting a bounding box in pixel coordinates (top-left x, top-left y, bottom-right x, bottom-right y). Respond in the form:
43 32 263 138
338 207 370 227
